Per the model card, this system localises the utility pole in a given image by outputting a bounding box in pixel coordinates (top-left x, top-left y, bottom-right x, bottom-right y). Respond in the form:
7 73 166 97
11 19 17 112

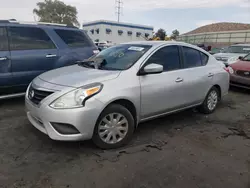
115 0 123 22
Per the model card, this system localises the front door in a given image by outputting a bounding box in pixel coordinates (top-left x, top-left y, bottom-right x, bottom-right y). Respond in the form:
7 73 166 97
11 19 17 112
8 26 58 91
0 26 13 95
140 45 186 119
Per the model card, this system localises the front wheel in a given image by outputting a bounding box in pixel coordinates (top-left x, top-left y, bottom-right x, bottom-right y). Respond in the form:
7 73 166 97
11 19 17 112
199 87 220 114
92 104 135 149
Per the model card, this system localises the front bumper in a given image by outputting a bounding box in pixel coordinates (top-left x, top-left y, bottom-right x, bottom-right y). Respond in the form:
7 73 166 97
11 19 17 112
230 74 250 89
25 95 104 141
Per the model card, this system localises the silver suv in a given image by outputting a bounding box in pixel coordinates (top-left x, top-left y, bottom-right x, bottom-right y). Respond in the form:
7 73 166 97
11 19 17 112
25 41 229 149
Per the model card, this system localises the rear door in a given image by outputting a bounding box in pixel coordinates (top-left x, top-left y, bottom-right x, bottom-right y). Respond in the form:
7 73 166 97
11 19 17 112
8 26 58 90
0 25 12 95
180 46 213 105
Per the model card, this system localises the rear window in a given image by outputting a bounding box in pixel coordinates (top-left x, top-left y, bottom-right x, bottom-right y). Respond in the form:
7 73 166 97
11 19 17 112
55 29 91 48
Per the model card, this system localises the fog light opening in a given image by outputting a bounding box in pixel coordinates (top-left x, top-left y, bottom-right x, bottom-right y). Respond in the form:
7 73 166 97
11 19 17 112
51 123 80 135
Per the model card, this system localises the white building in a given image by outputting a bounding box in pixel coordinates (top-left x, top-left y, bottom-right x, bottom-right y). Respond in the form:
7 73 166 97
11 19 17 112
82 20 154 44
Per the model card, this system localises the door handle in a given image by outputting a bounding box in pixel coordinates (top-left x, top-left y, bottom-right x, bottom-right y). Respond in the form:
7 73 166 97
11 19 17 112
0 57 7 61
175 77 183 83
46 54 57 58
208 73 214 77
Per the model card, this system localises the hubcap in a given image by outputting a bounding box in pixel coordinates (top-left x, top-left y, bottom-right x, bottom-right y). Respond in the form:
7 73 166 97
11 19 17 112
207 90 218 111
98 113 129 144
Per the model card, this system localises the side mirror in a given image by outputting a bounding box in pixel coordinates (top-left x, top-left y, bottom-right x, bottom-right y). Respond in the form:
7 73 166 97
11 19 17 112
239 56 243 60
139 63 163 75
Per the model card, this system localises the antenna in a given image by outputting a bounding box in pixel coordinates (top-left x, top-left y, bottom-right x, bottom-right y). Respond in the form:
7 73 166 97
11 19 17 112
115 0 123 22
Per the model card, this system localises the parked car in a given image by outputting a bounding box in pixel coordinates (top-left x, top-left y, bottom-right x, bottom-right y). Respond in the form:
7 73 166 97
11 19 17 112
0 20 98 99
209 47 228 55
213 44 250 65
25 41 229 149
95 41 112 51
225 53 250 89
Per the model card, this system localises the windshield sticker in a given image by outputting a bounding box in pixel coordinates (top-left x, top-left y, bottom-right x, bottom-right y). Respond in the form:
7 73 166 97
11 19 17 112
243 48 250 51
128 46 145 51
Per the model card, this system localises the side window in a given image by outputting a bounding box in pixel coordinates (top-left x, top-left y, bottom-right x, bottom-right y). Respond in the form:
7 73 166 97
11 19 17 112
0 27 8 51
183 47 202 68
200 52 209 65
9 27 55 51
54 29 91 48
146 46 181 72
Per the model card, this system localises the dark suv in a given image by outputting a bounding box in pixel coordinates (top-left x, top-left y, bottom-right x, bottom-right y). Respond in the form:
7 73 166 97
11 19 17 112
0 20 98 99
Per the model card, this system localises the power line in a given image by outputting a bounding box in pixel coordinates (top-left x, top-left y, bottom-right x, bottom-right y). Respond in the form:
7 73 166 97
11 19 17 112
115 0 123 22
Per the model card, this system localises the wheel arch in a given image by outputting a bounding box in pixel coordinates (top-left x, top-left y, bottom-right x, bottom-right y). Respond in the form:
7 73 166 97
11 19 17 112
101 98 138 126
213 84 221 100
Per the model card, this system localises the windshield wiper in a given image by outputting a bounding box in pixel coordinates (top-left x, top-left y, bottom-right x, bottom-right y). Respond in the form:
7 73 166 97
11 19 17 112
77 60 95 69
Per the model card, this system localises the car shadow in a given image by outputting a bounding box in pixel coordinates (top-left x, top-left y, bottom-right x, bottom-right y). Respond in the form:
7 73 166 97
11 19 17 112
0 96 25 107
229 86 250 94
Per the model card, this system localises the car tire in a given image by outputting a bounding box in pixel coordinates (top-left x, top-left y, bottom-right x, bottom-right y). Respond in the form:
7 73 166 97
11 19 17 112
199 86 220 114
92 104 135 149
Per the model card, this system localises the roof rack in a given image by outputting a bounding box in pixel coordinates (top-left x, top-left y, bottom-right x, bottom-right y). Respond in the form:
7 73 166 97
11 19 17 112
9 20 67 26
0 19 76 28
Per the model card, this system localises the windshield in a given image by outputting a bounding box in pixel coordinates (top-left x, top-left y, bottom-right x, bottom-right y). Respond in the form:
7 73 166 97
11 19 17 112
87 44 152 70
225 46 250 54
243 53 250 61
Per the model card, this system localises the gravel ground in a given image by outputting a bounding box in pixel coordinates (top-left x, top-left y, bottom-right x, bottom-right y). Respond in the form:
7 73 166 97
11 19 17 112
0 87 249 188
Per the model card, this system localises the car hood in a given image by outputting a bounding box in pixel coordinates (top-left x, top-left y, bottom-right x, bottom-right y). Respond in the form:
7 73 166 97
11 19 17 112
230 60 250 71
38 65 121 88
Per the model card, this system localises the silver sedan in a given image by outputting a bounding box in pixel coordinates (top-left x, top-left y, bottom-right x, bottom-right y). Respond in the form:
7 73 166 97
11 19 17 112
25 41 229 149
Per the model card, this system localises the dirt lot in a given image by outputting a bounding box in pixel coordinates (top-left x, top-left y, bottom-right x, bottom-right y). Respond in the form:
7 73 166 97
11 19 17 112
0 88 249 188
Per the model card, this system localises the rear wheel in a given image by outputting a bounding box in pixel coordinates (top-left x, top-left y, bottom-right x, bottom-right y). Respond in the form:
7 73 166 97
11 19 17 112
92 104 135 149
199 87 219 114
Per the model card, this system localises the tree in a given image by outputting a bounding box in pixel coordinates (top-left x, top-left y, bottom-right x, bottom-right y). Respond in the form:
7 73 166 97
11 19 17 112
155 29 166 40
33 0 79 27
171 29 180 40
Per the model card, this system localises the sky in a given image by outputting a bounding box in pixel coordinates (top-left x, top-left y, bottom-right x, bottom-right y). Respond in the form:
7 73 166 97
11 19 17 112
0 0 249 34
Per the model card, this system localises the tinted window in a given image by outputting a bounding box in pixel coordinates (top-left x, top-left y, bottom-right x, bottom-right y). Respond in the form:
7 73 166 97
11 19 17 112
9 27 55 50
0 27 8 51
55 29 91 48
146 46 181 71
200 52 209 65
183 47 202 68
226 46 250 54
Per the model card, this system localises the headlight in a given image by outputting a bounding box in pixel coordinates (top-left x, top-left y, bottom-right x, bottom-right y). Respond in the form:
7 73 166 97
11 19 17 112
50 83 103 109
227 56 238 64
228 67 234 74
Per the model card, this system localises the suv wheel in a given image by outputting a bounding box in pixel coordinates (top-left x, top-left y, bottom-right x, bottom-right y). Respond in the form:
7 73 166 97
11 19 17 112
92 104 135 149
199 87 219 114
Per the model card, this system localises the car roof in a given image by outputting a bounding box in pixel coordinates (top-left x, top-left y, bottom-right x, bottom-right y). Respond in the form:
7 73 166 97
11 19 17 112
0 20 78 30
122 41 191 47
121 41 211 55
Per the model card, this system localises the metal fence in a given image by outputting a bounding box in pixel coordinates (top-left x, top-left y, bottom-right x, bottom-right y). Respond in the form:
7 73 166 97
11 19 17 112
177 30 250 47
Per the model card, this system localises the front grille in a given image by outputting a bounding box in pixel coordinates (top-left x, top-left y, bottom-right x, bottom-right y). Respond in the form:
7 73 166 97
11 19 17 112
28 86 54 105
236 70 250 78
